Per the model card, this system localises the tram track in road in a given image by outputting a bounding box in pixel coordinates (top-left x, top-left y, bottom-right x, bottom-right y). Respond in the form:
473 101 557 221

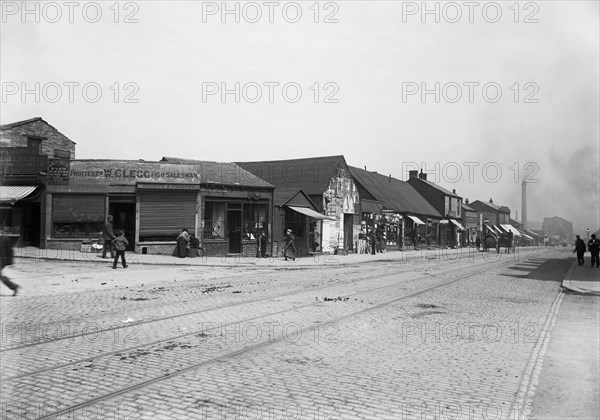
1 256 515 383
31 257 519 420
0 254 500 352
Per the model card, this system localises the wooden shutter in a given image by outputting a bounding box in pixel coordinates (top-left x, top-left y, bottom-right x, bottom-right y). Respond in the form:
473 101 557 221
52 195 105 222
139 191 197 237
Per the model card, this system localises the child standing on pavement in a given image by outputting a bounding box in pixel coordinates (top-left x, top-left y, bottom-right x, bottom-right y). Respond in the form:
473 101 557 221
112 230 129 269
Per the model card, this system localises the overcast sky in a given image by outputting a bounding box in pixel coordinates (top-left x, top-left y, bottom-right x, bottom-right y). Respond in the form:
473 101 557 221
2 1 598 234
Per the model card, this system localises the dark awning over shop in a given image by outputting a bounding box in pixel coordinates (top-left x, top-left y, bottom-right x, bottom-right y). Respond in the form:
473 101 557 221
287 205 335 220
0 186 37 204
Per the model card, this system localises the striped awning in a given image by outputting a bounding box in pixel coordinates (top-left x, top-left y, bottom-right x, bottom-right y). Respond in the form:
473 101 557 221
501 224 522 237
0 186 37 204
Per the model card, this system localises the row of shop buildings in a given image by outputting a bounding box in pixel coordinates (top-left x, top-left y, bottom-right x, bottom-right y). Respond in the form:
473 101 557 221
1 118 540 256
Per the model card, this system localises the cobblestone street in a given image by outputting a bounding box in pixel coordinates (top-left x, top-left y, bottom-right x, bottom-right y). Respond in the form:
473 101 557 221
0 247 597 419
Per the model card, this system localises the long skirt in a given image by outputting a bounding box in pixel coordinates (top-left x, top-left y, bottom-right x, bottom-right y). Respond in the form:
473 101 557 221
176 237 187 258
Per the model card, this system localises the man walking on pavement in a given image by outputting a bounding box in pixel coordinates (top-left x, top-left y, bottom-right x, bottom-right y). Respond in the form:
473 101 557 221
0 235 19 296
102 215 115 259
588 234 600 268
573 234 587 266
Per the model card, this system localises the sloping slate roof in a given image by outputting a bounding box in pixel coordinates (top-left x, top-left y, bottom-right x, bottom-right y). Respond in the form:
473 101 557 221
471 200 498 212
348 166 442 218
409 177 461 198
0 117 76 144
236 155 348 196
0 117 43 130
462 202 476 212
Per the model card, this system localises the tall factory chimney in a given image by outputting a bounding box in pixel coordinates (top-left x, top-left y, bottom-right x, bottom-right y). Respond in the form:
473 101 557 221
521 181 527 230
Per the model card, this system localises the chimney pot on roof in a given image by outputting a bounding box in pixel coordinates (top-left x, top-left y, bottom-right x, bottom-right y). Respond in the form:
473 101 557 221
465 198 469 204
452 189 456 194
389 174 391 183
489 198 493 203
408 170 418 179
418 170 427 180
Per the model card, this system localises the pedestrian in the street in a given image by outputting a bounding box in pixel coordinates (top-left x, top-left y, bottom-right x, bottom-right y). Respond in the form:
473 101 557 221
573 235 586 266
257 230 268 258
283 229 298 261
369 228 376 255
0 235 19 296
176 228 190 258
588 234 600 268
475 236 481 251
102 215 115 259
309 226 320 253
112 230 129 269
507 231 513 253
375 225 383 253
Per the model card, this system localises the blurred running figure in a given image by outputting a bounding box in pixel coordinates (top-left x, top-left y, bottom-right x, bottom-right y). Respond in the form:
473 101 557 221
0 235 19 295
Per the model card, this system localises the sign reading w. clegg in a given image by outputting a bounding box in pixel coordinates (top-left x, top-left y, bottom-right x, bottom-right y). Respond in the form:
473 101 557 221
65 160 248 185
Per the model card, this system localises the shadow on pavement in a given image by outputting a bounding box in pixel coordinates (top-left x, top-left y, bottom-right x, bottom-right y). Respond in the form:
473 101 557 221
503 258 571 282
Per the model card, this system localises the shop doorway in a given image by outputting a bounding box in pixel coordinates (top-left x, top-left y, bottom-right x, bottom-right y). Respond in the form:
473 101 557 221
18 203 41 247
109 201 136 251
344 213 353 252
227 210 242 254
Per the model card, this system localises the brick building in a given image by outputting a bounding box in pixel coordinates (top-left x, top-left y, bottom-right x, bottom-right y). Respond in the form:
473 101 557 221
1 118 76 246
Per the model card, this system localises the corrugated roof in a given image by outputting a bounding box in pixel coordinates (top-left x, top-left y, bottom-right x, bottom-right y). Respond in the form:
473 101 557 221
348 166 442 218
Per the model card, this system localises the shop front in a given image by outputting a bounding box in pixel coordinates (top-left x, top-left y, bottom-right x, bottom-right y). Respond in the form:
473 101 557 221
45 160 273 255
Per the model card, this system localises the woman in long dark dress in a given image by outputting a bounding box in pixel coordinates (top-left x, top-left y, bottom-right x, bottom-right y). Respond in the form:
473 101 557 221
176 228 190 258
283 229 297 261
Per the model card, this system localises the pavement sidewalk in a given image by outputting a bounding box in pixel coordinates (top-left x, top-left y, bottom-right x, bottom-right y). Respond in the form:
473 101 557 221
11 245 539 268
561 259 600 296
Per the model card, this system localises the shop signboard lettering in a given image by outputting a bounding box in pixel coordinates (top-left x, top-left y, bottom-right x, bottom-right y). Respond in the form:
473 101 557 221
48 159 70 185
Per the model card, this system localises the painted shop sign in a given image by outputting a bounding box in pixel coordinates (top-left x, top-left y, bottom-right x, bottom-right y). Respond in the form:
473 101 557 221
137 183 200 190
69 169 199 179
48 158 70 185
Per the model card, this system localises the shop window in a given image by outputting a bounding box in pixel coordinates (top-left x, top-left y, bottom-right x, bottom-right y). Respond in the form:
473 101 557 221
53 222 104 238
204 202 226 239
242 204 267 240
52 194 105 238
285 209 306 238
